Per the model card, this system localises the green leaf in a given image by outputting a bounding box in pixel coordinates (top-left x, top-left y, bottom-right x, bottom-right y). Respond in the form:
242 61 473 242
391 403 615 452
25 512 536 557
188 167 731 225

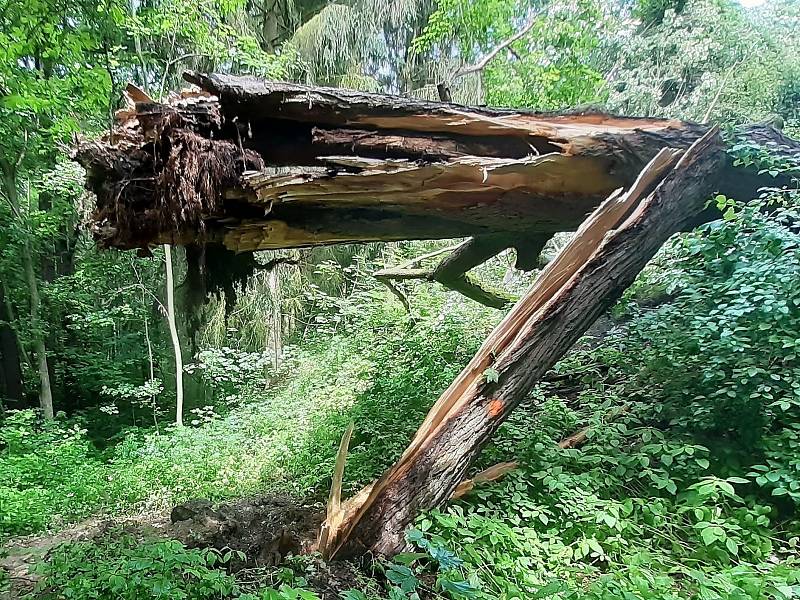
532 581 568 599
726 477 749 484
725 538 739 556
701 527 719 546
393 553 428 566
439 578 479 598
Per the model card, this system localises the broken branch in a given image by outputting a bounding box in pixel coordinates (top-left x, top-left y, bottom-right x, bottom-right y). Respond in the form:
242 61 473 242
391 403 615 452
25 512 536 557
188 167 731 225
374 236 517 309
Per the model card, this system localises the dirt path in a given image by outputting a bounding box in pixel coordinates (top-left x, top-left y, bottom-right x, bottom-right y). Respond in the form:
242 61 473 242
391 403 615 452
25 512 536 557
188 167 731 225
0 510 170 599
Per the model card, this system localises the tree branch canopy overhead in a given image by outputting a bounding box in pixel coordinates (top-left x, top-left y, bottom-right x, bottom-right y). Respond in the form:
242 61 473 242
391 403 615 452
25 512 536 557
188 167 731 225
74 72 712 253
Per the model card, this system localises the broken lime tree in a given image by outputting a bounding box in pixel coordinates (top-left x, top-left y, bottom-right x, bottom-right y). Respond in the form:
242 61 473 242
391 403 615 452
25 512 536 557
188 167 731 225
75 72 784 558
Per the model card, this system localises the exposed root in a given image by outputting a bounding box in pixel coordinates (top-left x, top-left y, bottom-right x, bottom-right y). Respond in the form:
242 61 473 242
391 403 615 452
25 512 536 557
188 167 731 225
75 101 263 250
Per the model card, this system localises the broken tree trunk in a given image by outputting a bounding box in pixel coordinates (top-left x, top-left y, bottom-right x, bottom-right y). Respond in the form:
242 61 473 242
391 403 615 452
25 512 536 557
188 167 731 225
73 75 791 308
320 130 724 559
74 73 710 254
374 235 530 309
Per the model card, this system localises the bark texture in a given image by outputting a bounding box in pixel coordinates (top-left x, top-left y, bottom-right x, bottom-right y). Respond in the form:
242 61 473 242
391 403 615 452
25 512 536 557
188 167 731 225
324 130 725 558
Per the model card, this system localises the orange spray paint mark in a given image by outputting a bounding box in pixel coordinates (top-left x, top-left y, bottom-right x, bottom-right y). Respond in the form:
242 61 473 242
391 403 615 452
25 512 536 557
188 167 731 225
487 398 505 417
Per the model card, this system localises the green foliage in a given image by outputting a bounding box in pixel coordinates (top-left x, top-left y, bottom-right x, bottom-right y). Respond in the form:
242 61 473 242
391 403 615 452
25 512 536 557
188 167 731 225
35 536 242 599
412 0 609 109
0 410 107 535
606 0 800 124
35 535 382 600
417 388 798 598
728 137 800 180
185 347 274 406
622 193 800 450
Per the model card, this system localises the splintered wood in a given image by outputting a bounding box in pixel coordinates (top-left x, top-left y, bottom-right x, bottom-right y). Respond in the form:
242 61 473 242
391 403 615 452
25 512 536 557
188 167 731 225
320 130 723 558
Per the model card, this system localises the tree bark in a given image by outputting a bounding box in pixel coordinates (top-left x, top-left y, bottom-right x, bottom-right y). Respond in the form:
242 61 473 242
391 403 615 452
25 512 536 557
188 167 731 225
74 74 793 257
325 130 724 558
268 268 282 370
74 73 710 253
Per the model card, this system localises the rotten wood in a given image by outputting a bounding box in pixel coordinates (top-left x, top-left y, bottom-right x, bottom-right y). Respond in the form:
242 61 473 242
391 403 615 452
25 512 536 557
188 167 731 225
557 428 588 450
323 130 724 558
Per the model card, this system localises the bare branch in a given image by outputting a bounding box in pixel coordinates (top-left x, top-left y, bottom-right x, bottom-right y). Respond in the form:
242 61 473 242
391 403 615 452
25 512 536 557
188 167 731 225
451 16 538 83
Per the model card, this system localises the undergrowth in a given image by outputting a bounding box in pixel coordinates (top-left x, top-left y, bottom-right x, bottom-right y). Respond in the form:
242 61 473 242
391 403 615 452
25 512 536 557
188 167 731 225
0 290 495 538
3 192 800 598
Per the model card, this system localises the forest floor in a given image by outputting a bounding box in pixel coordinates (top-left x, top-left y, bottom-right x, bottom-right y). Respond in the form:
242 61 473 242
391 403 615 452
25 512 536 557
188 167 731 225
1 494 330 598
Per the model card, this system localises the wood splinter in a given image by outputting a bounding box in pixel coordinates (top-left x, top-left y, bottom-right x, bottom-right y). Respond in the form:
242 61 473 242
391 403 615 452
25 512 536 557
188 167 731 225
324 130 723 559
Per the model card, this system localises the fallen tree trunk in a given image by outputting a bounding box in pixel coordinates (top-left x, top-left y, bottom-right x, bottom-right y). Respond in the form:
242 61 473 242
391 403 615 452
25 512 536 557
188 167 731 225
74 73 709 253
73 75 793 309
320 130 724 558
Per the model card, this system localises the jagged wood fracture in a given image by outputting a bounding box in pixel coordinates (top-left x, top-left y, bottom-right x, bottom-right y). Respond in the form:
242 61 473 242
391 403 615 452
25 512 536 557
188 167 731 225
322 131 724 558
75 75 788 558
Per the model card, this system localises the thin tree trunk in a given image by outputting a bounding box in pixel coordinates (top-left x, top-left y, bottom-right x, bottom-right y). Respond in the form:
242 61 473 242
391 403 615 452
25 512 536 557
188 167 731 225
268 268 282 370
23 246 54 420
326 130 724 559
164 244 184 426
142 287 160 434
2 171 54 419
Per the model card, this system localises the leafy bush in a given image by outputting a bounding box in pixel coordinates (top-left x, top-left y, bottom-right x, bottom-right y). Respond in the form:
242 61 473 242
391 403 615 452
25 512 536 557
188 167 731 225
185 347 275 407
0 410 108 535
420 390 799 599
623 194 800 452
35 537 242 599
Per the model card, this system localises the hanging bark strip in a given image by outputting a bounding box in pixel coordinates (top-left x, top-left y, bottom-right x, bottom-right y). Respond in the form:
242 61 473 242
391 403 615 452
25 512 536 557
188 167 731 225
322 130 724 559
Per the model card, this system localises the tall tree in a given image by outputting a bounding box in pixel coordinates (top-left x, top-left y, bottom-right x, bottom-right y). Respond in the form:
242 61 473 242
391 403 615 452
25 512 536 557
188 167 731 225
0 0 124 416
